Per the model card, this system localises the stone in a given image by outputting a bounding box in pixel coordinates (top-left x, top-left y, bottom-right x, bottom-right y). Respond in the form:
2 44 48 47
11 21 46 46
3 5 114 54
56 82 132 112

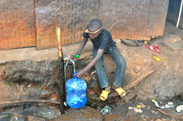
103 114 124 121
51 106 103 121
27 115 49 121
163 41 182 51
163 34 181 43
162 34 182 51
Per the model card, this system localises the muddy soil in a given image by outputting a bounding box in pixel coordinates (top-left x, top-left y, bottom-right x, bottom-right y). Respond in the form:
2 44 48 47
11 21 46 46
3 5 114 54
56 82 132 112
0 21 183 120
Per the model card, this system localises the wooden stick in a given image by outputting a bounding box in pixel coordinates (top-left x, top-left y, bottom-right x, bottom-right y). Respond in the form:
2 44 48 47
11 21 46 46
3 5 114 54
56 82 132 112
0 100 60 105
108 69 156 98
157 109 182 119
56 27 62 58
56 26 65 114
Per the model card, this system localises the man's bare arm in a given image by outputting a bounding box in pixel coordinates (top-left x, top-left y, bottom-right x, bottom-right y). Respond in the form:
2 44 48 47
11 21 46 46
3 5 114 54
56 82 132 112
74 49 104 78
76 38 88 55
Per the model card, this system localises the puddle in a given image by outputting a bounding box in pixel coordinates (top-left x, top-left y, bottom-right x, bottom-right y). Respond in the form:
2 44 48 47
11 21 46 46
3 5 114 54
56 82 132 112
0 107 61 121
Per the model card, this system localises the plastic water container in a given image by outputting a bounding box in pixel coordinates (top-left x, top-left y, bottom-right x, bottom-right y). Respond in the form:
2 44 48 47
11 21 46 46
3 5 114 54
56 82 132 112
66 72 87 109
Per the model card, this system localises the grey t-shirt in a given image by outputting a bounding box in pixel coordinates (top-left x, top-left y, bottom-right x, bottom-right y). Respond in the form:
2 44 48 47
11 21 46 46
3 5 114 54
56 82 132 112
83 28 116 51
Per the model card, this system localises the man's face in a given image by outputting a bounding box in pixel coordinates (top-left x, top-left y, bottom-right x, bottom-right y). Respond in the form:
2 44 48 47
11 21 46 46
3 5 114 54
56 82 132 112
88 30 101 39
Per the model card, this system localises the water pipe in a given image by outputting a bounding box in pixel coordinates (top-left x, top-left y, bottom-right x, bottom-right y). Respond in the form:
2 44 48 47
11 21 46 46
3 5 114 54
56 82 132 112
69 59 76 73
176 0 183 28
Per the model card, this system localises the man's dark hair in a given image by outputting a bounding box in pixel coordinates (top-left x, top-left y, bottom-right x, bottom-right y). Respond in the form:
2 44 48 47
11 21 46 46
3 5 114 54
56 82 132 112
88 19 102 32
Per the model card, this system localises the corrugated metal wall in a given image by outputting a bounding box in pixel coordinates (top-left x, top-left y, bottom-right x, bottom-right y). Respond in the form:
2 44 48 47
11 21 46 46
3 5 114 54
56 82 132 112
0 0 169 50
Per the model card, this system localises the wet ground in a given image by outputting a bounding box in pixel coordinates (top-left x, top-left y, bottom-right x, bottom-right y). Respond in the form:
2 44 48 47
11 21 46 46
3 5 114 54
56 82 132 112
0 99 183 120
111 99 183 119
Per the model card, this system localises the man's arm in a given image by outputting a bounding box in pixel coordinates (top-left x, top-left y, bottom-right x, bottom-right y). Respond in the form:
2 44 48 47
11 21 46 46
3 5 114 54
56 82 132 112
74 49 104 78
76 38 88 55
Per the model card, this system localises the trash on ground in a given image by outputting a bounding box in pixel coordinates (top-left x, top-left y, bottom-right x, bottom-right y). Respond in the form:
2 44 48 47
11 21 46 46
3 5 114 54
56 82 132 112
128 107 142 113
176 105 183 113
101 105 112 115
152 56 162 61
152 99 160 108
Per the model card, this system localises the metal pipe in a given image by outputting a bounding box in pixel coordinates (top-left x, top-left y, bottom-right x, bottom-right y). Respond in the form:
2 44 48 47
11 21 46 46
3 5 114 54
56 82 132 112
176 0 183 28
69 59 76 73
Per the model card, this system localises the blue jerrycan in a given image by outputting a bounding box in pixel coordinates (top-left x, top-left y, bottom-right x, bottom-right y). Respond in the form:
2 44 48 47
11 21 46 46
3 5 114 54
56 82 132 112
66 72 87 109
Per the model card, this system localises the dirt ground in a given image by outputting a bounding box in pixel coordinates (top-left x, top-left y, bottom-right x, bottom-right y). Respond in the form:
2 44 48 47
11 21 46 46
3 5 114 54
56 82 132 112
0 21 183 121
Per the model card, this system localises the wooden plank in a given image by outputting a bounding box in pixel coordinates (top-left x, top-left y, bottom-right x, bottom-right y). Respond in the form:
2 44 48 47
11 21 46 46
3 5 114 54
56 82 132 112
0 0 36 50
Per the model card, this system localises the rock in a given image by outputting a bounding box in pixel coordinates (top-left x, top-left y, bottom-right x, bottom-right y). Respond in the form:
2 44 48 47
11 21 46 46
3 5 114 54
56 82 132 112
103 114 124 121
51 106 103 121
161 34 182 51
27 115 49 121
163 34 181 43
163 41 182 51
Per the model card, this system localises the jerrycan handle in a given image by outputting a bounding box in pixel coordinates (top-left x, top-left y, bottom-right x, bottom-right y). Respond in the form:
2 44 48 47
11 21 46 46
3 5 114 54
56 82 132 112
73 72 78 78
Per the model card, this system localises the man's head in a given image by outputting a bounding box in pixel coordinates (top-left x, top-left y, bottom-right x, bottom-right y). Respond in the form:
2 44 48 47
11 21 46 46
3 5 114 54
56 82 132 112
85 19 102 39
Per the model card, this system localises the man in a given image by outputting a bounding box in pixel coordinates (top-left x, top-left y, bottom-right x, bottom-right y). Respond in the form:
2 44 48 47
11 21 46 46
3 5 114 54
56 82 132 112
73 19 126 101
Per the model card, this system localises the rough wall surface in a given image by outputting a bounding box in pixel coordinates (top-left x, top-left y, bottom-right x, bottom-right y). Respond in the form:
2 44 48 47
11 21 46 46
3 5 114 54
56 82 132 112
35 0 98 49
0 0 36 49
0 0 168 49
98 0 151 40
146 0 169 37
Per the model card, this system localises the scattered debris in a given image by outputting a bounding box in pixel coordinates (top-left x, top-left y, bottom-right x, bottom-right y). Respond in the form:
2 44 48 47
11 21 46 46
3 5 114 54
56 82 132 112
153 55 162 61
128 107 142 113
101 105 112 115
158 109 183 119
176 105 183 113
152 99 160 108
151 111 158 114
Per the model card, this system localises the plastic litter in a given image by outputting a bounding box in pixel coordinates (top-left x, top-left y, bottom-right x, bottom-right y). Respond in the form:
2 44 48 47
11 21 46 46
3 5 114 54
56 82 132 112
152 99 160 108
101 105 112 115
153 56 162 61
74 55 80 58
128 107 142 113
176 105 183 113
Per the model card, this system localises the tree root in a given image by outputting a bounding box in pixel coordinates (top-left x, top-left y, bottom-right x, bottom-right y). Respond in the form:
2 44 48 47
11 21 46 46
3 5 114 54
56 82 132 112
157 109 183 120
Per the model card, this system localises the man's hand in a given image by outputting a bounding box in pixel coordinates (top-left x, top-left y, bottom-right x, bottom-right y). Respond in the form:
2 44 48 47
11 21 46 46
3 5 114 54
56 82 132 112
71 53 80 58
73 69 86 78
71 53 76 58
